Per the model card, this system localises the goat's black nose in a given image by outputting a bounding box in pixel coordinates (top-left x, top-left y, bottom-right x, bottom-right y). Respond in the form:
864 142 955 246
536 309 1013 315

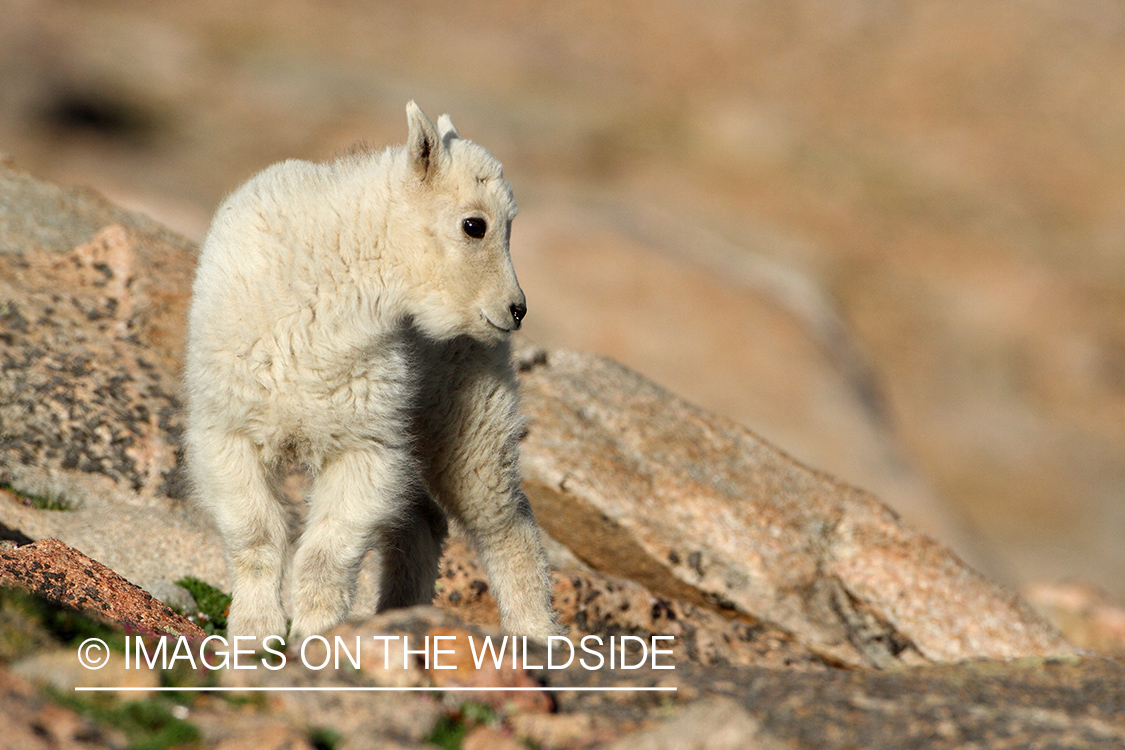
510 302 526 329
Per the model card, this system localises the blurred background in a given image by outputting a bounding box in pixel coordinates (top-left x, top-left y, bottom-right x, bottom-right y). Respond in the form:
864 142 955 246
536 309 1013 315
1 0 1123 607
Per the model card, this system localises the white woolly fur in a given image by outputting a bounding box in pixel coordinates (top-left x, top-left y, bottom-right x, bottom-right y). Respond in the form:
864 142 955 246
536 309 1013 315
184 102 561 642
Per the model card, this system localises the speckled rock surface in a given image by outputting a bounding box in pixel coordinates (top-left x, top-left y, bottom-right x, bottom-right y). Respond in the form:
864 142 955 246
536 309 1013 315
307 611 1125 750
3 158 1072 673
436 535 825 670
631 656 1125 750
0 537 203 638
0 159 193 511
516 345 1075 668
1 159 1120 749
0 161 225 593
0 221 191 507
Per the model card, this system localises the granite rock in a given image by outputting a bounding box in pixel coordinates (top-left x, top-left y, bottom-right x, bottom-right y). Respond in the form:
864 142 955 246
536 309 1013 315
1 159 1119 749
0 537 203 638
517 345 1074 668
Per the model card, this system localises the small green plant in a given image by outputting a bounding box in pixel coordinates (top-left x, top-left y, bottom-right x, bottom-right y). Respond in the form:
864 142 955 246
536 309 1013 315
426 715 469 750
308 726 343 750
425 701 499 750
0 482 70 511
175 577 231 636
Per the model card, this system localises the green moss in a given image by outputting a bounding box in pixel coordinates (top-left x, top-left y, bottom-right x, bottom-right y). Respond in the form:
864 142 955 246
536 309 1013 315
174 577 231 636
1 483 71 511
308 726 343 750
426 714 469 750
426 701 499 749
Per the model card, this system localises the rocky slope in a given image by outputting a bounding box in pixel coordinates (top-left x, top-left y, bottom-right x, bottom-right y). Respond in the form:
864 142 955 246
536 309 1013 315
4 0 1125 602
2 162 1123 748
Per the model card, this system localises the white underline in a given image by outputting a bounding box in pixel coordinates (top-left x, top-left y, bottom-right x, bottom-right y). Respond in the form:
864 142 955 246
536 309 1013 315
74 685 677 692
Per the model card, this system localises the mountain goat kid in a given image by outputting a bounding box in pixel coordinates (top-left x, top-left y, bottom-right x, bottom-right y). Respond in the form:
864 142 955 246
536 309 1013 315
184 101 562 642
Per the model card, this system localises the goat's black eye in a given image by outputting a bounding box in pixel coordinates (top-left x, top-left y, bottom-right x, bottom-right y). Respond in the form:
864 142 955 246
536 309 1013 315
462 217 487 239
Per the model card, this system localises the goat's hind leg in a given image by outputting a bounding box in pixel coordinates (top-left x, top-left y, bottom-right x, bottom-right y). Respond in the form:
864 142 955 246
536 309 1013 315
375 487 447 612
189 429 289 642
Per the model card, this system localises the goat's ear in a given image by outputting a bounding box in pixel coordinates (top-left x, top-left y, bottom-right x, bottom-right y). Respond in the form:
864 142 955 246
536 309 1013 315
406 101 441 182
437 114 460 148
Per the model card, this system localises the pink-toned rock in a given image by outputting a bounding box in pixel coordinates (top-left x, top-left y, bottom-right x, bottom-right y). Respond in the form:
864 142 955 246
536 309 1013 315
0 537 204 638
0 162 227 595
435 535 824 669
424 625 552 714
0 220 194 508
516 346 1074 668
462 725 526 750
0 159 1073 672
0 91 1120 750
1023 581 1125 658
